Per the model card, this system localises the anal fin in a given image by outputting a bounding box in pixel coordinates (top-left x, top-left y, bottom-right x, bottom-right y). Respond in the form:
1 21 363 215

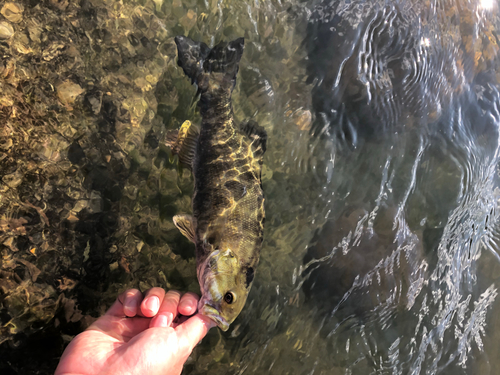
164 120 199 170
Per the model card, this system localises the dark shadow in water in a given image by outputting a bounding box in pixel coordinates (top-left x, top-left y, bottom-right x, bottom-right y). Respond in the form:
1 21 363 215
0 83 130 373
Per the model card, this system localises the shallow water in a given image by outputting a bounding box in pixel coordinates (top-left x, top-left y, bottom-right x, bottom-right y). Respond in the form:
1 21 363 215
1 0 500 374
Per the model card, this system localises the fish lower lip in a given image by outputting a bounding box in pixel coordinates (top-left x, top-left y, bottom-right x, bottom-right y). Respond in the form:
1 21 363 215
200 304 229 331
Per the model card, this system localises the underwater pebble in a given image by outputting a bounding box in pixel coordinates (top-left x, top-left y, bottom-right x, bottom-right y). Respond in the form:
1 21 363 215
57 80 84 105
0 96 14 106
43 42 65 61
0 138 13 150
1 3 24 23
27 21 42 43
152 0 163 12
136 241 144 252
261 165 273 181
72 200 88 213
180 9 197 31
109 262 119 272
134 77 152 92
89 191 102 213
2 171 23 188
3 237 16 250
0 21 14 39
12 36 32 54
87 95 102 115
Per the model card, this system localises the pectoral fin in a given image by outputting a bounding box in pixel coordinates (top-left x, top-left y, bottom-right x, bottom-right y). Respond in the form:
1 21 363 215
240 120 267 157
165 120 199 170
173 214 195 243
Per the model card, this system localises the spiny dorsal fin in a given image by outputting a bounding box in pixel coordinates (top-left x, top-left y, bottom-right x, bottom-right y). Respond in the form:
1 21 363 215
240 119 267 157
173 214 195 243
164 120 199 170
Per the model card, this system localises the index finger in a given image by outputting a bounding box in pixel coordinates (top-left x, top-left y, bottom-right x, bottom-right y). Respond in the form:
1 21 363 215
106 289 143 317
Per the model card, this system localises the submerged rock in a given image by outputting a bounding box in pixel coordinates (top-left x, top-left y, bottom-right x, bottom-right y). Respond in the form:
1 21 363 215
0 3 23 23
0 21 14 39
56 81 84 107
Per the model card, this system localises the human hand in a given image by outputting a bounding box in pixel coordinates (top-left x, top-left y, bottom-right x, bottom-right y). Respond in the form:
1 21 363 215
55 288 215 375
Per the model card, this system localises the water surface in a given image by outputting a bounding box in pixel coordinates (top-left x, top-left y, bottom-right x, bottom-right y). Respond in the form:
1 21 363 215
0 0 500 374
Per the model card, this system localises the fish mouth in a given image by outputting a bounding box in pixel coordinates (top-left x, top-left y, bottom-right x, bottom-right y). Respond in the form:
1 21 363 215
199 303 229 331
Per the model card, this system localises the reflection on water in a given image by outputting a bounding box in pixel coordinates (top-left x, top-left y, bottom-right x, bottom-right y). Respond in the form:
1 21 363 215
0 0 500 374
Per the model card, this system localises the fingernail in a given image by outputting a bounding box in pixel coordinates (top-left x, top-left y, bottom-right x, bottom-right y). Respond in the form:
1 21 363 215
145 296 160 313
180 300 196 313
124 302 135 316
156 312 173 328
165 312 173 327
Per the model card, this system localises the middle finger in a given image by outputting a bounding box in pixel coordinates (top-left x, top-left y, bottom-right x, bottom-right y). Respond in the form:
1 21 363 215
140 287 166 317
150 290 181 328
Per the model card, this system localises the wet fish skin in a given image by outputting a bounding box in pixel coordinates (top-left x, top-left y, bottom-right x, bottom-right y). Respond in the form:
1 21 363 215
169 36 266 331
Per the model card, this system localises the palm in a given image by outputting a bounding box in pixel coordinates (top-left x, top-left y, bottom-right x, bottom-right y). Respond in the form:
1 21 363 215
55 289 213 375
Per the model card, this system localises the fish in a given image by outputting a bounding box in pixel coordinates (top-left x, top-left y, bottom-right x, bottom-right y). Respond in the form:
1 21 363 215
166 36 267 331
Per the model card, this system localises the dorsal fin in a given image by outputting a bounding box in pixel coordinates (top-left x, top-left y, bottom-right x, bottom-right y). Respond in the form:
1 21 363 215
164 120 199 170
240 119 267 157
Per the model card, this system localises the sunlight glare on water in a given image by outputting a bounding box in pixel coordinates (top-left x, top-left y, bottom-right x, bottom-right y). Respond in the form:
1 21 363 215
479 0 496 10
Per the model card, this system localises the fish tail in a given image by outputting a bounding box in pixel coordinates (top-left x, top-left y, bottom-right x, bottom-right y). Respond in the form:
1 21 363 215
174 36 244 92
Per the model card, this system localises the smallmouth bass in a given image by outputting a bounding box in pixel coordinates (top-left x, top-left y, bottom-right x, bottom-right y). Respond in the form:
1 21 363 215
166 36 267 331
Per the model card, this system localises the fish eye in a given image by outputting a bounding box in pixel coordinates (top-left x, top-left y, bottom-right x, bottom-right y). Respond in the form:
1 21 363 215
224 292 234 304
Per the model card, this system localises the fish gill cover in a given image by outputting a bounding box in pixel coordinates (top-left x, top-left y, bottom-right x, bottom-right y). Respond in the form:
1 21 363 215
0 0 499 374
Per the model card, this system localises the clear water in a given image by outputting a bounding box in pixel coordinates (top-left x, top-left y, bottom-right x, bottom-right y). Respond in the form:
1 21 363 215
1 0 500 374
181 1 500 374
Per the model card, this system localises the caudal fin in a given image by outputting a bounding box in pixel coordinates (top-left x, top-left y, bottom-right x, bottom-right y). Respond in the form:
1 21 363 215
174 36 244 91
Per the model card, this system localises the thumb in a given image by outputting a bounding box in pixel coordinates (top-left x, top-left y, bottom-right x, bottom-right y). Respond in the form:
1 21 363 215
175 314 215 351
